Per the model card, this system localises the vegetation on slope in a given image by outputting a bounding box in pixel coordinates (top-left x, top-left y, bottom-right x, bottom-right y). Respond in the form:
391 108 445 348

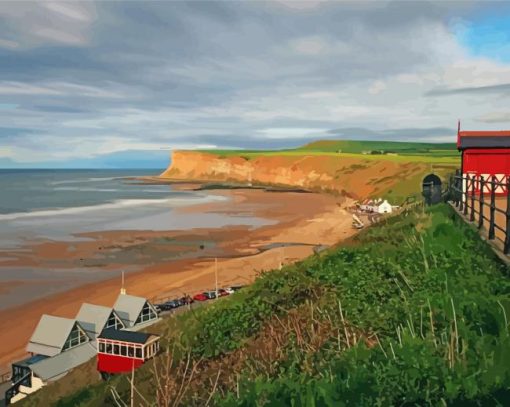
300 139 458 156
23 204 510 406
197 139 459 160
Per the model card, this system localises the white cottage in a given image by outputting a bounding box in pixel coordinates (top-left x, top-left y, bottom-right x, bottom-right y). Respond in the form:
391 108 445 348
376 200 393 214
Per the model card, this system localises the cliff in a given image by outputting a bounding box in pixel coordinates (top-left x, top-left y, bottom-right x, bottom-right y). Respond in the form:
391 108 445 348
160 150 457 200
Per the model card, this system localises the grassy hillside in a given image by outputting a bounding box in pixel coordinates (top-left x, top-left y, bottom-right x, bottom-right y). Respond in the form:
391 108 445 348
197 139 459 161
300 139 457 155
23 204 510 406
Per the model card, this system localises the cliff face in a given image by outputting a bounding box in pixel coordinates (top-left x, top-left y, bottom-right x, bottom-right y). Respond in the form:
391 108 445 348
161 151 451 200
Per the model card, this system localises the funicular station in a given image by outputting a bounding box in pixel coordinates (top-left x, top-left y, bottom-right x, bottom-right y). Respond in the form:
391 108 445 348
97 329 160 377
450 123 510 254
5 291 160 405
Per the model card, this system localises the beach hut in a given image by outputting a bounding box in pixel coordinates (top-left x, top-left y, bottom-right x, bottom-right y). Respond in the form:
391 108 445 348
113 293 159 329
6 316 95 404
97 329 160 375
27 315 89 357
76 303 125 341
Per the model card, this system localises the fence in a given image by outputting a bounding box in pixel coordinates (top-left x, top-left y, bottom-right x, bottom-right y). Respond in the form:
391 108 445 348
449 170 510 254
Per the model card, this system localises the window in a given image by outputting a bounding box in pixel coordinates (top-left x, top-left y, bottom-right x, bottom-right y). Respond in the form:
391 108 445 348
135 303 157 325
128 346 134 357
106 343 113 354
121 345 127 356
105 312 124 330
63 324 88 351
99 342 105 353
135 348 142 359
113 344 120 355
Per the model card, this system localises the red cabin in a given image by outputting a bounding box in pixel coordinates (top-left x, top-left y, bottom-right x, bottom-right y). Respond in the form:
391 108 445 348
97 329 160 374
457 123 510 195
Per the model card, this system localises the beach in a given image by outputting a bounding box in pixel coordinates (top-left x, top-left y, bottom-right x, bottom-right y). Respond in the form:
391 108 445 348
0 185 357 371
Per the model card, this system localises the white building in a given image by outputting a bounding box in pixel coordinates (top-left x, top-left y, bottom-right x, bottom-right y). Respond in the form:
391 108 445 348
376 200 393 214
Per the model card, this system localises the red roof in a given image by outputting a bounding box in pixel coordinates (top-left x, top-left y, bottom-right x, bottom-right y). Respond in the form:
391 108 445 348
459 130 510 137
457 122 510 148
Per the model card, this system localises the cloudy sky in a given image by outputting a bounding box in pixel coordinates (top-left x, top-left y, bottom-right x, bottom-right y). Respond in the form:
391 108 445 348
1 1 510 167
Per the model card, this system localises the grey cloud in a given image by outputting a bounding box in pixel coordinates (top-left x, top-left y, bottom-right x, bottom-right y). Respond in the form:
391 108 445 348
476 111 510 123
426 83 510 96
0 1 508 164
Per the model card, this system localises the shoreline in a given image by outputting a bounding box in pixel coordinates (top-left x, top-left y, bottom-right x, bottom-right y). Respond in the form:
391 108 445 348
0 187 357 371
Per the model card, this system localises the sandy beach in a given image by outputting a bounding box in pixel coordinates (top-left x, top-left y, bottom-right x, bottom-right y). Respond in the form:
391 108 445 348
0 187 357 371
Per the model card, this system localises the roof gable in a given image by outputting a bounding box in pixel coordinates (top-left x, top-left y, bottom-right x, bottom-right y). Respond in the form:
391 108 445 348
76 303 123 336
113 294 148 326
27 315 85 356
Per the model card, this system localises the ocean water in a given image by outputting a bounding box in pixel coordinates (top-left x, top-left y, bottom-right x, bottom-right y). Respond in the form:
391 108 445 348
0 169 275 309
0 169 271 247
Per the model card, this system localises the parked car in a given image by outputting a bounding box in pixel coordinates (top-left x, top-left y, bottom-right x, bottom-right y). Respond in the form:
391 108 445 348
155 303 170 311
223 287 235 295
178 295 194 305
218 289 229 297
204 291 217 300
193 292 208 301
165 299 182 309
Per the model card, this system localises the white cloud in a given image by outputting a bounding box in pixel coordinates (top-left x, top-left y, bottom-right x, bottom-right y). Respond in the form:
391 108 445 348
257 127 326 139
33 27 88 46
476 111 510 123
43 2 95 22
0 38 18 49
0 81 124 98
0 2 96 48
368 80 387 95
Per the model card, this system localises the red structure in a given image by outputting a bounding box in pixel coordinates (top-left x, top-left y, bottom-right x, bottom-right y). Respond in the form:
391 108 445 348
457 122 510 195
97 329 160 374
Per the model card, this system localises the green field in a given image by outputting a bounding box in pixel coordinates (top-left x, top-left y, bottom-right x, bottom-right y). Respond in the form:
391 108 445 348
196 139 460 163
25 204 510 406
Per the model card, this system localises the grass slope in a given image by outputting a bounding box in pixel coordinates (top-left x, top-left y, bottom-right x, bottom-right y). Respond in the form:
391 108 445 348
22 204 510 406
197 139 459 161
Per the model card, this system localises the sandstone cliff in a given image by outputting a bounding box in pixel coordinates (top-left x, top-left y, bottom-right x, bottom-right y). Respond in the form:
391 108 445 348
161 151 456 200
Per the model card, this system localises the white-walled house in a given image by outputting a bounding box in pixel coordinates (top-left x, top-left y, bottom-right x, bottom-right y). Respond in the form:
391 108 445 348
377 200 393 214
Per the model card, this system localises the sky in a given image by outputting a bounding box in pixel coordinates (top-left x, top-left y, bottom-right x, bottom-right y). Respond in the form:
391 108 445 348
1 1 510 168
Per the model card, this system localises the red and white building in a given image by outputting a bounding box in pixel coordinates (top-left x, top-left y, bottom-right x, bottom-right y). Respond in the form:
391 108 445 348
457 123 510 195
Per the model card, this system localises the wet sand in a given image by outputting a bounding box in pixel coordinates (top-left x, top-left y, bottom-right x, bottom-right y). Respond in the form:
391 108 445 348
0 188 356 371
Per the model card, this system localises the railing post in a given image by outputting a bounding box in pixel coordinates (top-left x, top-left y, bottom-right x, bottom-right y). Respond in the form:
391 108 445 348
505 176 510 254
479 176 485 228
470 175 476 221
464 174 469 215
489 176 496 240
455 170 462 211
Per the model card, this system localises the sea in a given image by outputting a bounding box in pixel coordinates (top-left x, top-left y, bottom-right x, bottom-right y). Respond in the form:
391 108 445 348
0 169 273 309
0 169 272 247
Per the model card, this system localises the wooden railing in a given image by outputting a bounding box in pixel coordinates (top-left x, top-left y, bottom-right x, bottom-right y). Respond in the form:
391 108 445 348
4 372 30 405
449 170 510 254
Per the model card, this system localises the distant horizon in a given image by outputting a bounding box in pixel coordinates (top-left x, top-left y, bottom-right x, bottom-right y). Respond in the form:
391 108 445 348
0 137 461 169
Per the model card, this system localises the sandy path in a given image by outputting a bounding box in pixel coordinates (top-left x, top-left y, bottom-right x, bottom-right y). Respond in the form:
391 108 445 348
0 188 356 371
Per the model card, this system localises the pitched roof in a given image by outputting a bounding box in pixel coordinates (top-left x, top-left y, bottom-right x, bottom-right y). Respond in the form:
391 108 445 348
98 328 154 344
113 294 148 327
30 343 96 381
457 129 510 150
76 303 121 338
27 315 78 357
